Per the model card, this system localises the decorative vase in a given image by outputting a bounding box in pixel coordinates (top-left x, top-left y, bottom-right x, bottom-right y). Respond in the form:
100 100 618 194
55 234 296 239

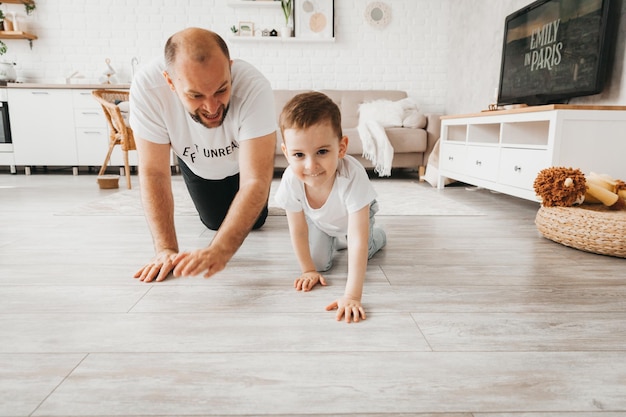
281 26 292 38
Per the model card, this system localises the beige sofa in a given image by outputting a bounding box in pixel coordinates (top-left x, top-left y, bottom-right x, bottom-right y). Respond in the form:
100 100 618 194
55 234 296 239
273 89 442 178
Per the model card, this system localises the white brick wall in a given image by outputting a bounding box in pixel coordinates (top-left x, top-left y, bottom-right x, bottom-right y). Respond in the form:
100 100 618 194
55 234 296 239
2 0 449 113
6 1 621 115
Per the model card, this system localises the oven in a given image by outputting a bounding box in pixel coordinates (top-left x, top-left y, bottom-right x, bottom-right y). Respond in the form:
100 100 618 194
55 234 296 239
0 87 11 151
0 101 11 147
0 85 16 173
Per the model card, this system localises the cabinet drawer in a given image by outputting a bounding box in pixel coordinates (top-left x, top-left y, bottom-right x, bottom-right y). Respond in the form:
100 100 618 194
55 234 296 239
74 108 107 128
72 90 102 109
76 128 109 165
440 143 466 174
465 146 499 181
76 127 139 167
499 148 550 190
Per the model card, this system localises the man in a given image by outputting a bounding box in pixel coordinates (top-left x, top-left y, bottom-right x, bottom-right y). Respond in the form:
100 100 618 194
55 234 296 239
129 28 276 282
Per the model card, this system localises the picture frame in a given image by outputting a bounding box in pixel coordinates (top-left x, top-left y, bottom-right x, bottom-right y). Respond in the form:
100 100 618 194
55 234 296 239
294 0 334 39
238 21 254 37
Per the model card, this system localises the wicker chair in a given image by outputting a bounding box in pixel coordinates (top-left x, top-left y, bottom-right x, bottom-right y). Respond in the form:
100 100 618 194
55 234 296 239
91 89 136 189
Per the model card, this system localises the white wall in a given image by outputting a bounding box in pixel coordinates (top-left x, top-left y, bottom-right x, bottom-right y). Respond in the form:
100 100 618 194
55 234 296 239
3 0 624 116
2 0 449 113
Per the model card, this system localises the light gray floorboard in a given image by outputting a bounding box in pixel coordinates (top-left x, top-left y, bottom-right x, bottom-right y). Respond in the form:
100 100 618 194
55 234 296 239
1 171 625 416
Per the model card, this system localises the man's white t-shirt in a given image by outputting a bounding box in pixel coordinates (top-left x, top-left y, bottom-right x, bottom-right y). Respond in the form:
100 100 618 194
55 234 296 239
274 155 377 237
129 58 276 179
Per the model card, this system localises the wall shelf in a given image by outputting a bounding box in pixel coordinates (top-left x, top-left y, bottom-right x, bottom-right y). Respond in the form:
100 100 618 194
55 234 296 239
228 35 335 43
227 1 335 43
0 0 35 4
0 0 36 42
0 30 37 40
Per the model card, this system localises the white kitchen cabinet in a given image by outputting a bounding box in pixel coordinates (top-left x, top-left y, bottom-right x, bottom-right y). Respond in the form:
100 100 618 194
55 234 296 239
8 85 137 174
73 89 110 166
9 88 77 168
74 89 139 168
438 105 626 202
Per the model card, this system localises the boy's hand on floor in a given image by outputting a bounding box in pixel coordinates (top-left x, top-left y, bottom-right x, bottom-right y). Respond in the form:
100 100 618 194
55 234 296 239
294 271 327 292
326 296 366 323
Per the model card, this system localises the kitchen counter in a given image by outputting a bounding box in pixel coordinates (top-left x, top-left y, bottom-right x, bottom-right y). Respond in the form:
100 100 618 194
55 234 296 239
7 83 131 89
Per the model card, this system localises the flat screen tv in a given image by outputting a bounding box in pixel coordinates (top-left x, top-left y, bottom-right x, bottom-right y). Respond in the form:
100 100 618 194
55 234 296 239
497 0 616 106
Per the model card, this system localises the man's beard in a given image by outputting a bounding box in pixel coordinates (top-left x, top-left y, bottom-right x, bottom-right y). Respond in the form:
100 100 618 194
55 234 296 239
189 104 230 129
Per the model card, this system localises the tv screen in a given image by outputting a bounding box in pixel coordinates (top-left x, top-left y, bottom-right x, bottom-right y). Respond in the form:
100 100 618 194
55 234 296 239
497 0 615 106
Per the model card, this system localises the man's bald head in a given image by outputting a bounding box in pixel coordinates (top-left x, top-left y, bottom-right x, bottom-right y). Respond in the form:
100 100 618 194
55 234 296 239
164 28 230 71
162 28 234 129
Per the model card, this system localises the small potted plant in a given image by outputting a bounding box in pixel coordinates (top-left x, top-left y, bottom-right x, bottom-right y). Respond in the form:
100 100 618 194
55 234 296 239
280 0 293 38
25 2 36 15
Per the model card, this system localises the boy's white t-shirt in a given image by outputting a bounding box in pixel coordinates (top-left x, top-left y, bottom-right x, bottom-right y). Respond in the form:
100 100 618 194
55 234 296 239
274 155 377 237
129 58 276 180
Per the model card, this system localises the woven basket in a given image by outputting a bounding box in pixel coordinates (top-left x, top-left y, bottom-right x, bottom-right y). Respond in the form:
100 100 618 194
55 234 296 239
535 205 626 258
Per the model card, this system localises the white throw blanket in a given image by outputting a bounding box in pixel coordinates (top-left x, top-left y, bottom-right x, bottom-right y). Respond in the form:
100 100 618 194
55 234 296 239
358 98 420 177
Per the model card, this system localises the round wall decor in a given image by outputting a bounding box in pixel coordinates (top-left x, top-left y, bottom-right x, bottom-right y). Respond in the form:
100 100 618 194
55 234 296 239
365 2 391 29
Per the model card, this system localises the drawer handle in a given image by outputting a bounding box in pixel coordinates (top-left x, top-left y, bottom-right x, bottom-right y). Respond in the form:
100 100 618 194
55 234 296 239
448 156 454 161
81 111 100 115
83 131 102 134
475 160 482 166
514 165 522 172
31 92 50 95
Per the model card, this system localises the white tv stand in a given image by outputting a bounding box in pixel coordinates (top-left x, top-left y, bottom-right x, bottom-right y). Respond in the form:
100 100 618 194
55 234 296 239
437 105 626 201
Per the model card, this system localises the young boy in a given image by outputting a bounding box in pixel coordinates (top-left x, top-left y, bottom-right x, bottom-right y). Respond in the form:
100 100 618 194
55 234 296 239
274 92 387 323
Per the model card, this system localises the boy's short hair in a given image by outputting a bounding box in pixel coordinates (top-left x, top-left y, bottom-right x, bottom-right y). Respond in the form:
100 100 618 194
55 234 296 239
279 91 343 141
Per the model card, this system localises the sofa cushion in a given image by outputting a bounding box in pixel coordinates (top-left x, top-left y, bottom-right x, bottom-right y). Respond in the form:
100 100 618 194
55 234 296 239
319 89 408 128
359 99 405 127
403 111 426 129
387 128 427 153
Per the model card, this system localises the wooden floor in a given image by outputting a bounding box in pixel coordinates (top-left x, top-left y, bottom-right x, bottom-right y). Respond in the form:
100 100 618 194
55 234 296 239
1 169 625 417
